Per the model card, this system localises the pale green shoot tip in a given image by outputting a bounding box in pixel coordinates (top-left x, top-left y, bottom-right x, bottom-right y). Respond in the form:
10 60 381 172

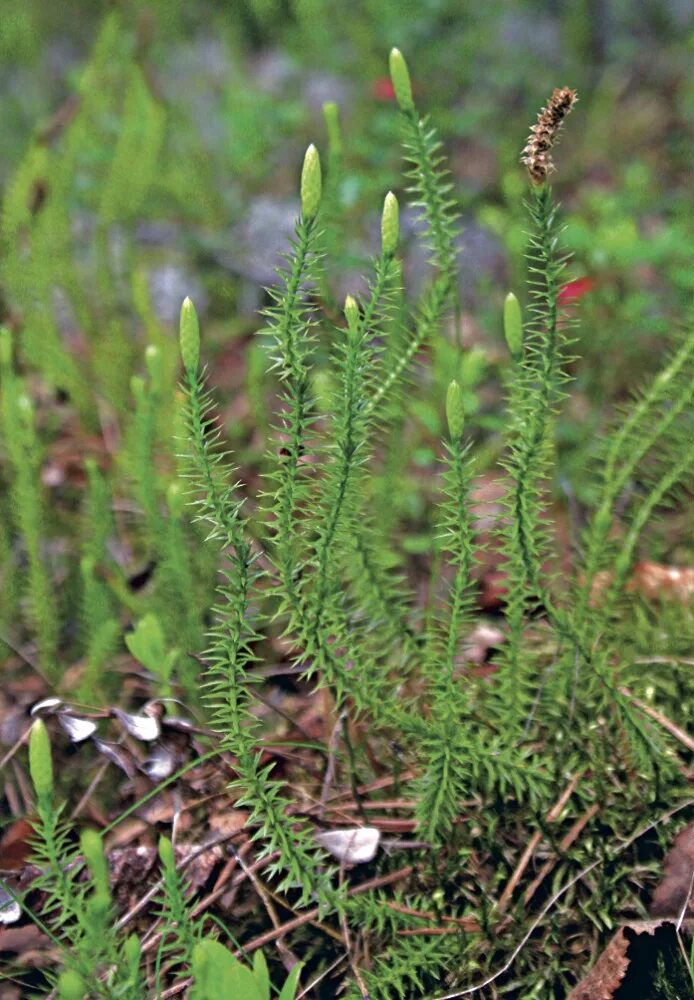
158 835 175 869
301 144 322 221
381 191 400 256
130 374 145 404
80 828 110 903
29 718 53 800
445 380 465 440
166 480 185 518
179 296 200 375
389 48 414 112
344 295 359 333
503 292 523 358
16 393 34 425
145 343 162 384
57 971 86 1000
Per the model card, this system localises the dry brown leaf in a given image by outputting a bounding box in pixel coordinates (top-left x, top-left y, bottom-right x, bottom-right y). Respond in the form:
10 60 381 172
104 817 149 850
0 819 35 871
179 844 224 888
650 822 694 920
208 810 249 838
0 924 52 955
567 920 666 999
0 984 23 1000
591 561 694 605
630 562 694 602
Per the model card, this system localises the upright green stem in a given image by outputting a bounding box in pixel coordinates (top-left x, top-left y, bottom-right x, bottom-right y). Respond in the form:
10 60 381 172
494 184 567 730
269 216 320 614
309 256 394 656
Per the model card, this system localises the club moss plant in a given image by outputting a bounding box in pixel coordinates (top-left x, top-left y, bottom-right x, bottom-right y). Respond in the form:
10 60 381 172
173 56 692 994
10 46 693 999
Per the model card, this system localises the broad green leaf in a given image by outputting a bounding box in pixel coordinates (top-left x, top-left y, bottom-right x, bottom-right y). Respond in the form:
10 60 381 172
278 964 303 1000
192 940 264 1000
253 950 270 999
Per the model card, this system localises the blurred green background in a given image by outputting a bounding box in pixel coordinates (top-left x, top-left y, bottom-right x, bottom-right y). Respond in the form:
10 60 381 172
0 0 691 527
2 0 689 331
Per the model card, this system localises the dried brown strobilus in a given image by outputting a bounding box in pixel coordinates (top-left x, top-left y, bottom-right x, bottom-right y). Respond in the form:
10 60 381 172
521 86 578 184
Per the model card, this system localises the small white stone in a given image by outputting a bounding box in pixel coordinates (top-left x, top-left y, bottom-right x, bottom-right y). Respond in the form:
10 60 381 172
315 827 381 864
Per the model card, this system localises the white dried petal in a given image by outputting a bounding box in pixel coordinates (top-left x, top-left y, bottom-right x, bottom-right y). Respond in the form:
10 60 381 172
93 738 136 778
314 827 381 864
0 883 21 925
113 709 160 741
58 714 97 743
30 697 63 716
162 716 196 733
141 746 176 781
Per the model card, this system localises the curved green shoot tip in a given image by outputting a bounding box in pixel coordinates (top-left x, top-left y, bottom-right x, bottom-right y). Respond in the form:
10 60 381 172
0 326 13 369
389 48 414 112
158 835 175 870
16 394 36 447
301 144 322 221
344 294 359 333
130 374 146 405
166 480 185 518
323 102 342 156
145 343 162 384
80 555 95 579
179 296 200 375
29 718 53 800
16 393 34 425
80 828 110 902
445 380 465 440
57 971 86 1000
503 292 523 358
124 934 141 972
381 191 400 256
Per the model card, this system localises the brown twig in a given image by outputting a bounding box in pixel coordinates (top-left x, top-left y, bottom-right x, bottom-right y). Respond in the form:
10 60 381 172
239 865 414 957
496 772 582 914
434 798 693 999
0 630 50 683
320 709 347 819
398 927 461 937
359 818 418 833
36 94 81 143
496 830 543 915
252 686 326 749
334 799 418 812
188 841 253 919
342 714 369 824
385 900 481 933
296 955 348 998
322 769 419 804
340 871 370 998
619 686 694 752
159 866 415 1000
118 831 241 935
384 900 437 922
229 843 299 969
523 803 599 907
70 760 110 820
